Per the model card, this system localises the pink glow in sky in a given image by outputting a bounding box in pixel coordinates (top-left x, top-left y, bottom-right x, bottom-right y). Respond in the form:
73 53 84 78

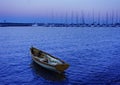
0 0 120 16
0 0 120 22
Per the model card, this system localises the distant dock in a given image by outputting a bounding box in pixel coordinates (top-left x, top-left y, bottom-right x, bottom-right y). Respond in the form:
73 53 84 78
0 22 120 27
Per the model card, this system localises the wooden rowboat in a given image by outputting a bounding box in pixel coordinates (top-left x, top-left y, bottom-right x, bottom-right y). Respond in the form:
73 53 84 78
30 47 69 73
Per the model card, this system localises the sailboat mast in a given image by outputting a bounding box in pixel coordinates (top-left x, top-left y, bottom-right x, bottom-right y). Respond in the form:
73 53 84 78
111 11 114 25
92 10 94 25
76 12 78 25
98 12 100 26
81 11 85 25
65 12 68 26
71 11 74 26
106 12 108 26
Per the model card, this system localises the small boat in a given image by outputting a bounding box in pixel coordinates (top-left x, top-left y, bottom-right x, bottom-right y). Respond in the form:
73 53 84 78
32 23 38 27
30 47 69 73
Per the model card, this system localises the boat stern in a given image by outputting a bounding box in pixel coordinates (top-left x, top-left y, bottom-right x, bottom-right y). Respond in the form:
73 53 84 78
55 64 69 72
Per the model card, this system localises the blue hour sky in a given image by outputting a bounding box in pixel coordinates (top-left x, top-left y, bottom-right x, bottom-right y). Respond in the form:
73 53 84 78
0 0 120 22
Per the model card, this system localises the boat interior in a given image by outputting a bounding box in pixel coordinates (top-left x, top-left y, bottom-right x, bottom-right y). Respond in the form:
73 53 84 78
31 48 63 65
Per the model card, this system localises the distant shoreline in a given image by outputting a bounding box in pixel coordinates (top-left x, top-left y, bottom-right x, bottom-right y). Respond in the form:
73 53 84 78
0 22 120 27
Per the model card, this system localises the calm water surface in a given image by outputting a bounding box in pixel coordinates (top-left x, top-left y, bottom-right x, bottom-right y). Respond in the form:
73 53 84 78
0 27 120 85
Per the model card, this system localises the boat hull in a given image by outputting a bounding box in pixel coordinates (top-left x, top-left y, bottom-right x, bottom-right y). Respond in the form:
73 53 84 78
30 47 69 73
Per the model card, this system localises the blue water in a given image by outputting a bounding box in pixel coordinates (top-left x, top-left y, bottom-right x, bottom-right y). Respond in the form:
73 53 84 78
0 27 120 85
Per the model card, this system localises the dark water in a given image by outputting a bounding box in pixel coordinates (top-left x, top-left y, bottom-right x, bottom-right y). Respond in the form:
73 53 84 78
0 27 120 85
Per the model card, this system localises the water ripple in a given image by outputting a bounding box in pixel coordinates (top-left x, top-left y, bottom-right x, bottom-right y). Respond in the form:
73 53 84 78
0 27 120 84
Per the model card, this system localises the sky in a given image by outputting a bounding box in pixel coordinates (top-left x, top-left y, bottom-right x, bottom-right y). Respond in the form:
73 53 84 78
0 0 120 22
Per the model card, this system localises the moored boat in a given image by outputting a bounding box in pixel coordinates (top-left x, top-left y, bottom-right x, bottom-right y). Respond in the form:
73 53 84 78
30 47 69 73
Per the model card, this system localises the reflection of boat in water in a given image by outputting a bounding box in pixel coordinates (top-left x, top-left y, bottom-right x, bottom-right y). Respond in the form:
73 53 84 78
30 47 69 73
31 61 66 81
